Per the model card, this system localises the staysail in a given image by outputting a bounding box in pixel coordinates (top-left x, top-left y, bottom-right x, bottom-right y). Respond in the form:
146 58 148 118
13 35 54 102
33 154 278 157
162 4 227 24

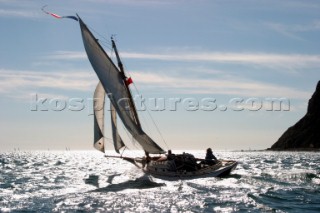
111 102 125 153
78 16 164 154
94 81 125 153
93 82 105 153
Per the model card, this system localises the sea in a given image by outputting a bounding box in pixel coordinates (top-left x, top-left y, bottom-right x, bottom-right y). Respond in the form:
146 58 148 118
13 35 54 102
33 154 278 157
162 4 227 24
0 150 319 213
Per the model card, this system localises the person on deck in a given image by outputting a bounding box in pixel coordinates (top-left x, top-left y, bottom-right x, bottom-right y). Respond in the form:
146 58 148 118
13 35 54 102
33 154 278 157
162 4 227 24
145 151 151 163
205 148 218 165
167 150 175 160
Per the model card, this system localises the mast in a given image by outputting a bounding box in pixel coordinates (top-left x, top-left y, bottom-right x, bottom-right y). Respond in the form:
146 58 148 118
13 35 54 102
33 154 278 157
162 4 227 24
111 37 141 128
111 37 125 77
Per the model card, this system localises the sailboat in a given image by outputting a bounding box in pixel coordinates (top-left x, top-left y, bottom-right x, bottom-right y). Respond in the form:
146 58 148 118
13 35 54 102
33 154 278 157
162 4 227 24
77 15 237 179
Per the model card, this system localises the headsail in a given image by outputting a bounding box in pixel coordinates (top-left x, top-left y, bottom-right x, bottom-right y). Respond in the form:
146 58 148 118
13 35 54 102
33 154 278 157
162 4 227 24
111 102 125 153
94 81 125 153
78 16 164 154
93 82 105 153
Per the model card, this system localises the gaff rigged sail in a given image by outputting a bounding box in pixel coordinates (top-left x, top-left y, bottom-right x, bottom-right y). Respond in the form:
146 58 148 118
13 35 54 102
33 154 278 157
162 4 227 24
78 16 164 154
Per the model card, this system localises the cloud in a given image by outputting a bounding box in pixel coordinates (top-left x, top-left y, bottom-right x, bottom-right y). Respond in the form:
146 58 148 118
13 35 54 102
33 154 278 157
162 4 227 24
122 51 320 69
0 69 96 91
0 69 97 100
0 9 40 18
266 20 320 40
79 0 179 5
47 51 87 60
10 92 69 102
0 66 311 103
47 50 320 70
130 71 310 99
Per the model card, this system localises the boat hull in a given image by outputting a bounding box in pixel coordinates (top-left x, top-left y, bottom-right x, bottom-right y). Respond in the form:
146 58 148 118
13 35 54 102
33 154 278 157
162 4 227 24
143 160 238 180
106 155 238 180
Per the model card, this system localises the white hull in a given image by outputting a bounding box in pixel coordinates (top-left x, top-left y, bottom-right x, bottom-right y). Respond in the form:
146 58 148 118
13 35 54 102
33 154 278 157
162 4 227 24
143 160 238 180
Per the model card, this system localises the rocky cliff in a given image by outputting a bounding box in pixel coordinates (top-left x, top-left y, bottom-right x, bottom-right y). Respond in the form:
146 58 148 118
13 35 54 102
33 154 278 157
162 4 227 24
270 81 320 150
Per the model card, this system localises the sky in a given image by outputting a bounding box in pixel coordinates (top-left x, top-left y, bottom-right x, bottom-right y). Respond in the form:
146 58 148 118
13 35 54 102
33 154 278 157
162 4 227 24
0 0 319 151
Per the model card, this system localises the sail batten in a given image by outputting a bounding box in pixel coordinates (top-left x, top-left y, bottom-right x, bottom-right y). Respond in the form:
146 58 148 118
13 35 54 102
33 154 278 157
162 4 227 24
79 17 164 154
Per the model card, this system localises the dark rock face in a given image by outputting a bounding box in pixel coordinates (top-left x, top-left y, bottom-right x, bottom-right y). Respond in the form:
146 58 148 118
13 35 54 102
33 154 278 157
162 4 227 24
270 81 320 150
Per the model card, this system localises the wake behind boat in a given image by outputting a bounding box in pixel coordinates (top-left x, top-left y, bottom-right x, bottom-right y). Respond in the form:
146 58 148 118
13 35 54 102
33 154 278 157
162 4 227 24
43 10 238 179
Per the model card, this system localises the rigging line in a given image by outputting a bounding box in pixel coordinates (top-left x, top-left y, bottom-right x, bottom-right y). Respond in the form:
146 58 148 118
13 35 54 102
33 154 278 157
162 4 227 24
109 49 133 151
111 94 140 151
110 48 135 124
109 43 145 143
119 64 153 134
121 76 152 134
121 63 169 150
137 103 152 134
120 146 127 157
110 39 167 151
99 41 113 51
87 25 112 46
132 82 170 150
120 119 141 151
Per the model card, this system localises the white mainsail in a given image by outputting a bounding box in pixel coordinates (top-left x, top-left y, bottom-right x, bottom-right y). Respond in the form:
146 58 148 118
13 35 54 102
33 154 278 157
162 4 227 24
79 17 164 154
